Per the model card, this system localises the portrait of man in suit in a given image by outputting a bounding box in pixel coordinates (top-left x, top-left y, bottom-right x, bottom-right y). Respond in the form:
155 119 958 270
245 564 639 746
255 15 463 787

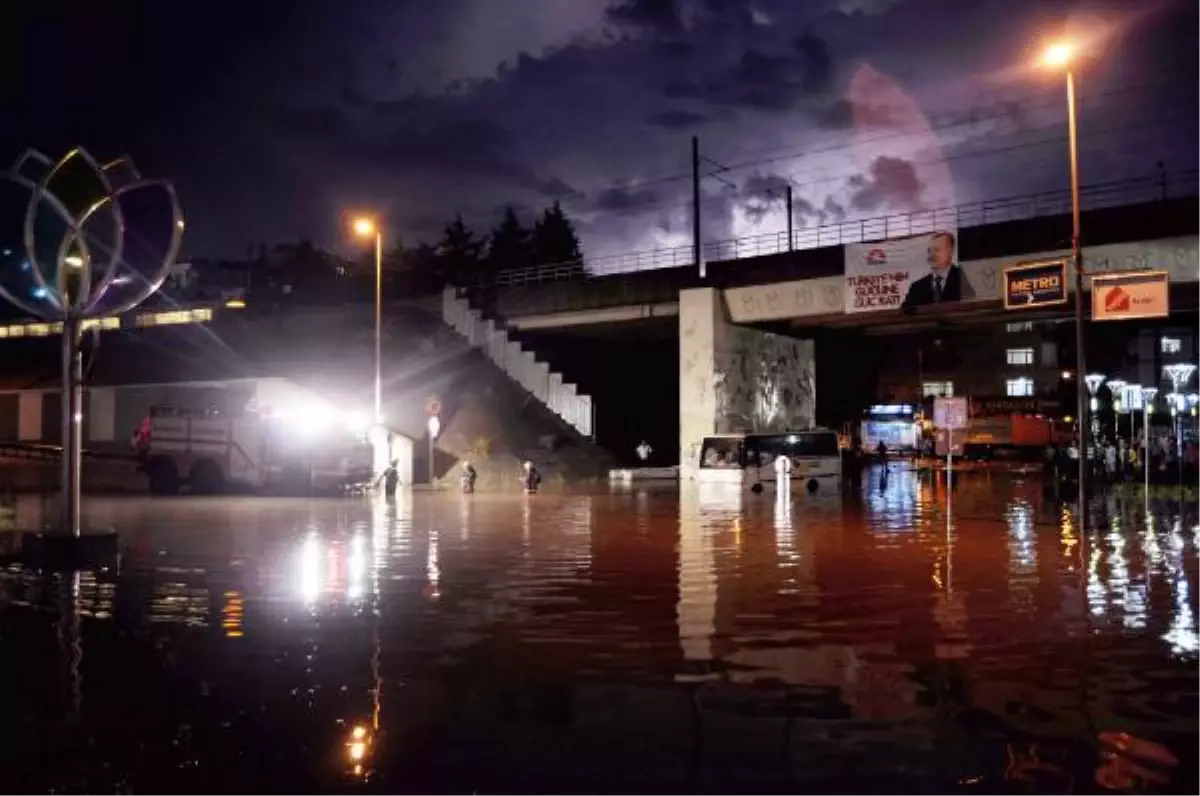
902 231 974 308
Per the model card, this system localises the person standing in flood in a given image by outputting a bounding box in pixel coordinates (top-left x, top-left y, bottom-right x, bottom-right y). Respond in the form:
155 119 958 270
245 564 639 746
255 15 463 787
521 461 542 494
375 459 400 498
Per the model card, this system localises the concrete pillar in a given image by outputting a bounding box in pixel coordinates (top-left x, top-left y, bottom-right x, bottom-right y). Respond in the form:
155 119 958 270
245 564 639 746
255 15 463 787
678 287 815 475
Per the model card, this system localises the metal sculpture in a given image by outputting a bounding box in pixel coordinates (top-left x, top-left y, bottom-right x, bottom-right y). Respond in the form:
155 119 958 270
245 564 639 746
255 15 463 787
0 148 184 536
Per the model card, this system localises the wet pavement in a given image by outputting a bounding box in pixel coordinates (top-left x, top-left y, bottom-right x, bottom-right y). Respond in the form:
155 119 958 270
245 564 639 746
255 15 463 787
0 466 1196 793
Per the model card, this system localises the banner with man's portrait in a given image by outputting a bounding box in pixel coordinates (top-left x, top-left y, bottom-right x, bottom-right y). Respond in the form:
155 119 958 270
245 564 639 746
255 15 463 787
844 229 973 313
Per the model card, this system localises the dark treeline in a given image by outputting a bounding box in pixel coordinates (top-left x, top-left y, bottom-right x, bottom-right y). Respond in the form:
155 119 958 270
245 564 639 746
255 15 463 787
178 202 584 307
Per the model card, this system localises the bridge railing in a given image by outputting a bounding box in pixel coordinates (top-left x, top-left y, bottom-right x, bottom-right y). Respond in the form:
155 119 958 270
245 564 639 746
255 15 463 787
491 169 1196 287
441 287 594 438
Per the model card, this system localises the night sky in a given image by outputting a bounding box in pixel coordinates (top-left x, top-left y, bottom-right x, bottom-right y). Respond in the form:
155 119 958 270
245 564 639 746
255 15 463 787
4 0 1197 262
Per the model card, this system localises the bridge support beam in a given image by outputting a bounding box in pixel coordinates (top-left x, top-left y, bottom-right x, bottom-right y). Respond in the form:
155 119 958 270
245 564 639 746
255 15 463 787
678 287 815 477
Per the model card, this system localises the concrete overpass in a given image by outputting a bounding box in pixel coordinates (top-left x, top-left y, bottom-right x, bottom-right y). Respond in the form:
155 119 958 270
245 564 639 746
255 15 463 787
462 175 1198 469
484 188 1198 335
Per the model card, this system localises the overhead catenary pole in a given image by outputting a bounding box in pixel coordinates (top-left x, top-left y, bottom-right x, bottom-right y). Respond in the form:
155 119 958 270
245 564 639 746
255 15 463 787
785 184 794 251
692 135 702 278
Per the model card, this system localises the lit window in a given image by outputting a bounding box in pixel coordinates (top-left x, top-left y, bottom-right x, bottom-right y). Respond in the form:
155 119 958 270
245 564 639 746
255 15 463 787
1006 347 1034 366
922 381 954 397
1006 377 1035 397
136 308 213 327
1006 322 1033 333
1161 337 1181 354
81 317 119 331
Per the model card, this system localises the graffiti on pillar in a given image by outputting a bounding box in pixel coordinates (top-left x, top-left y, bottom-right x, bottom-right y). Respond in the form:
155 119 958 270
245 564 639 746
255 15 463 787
714 326 815 433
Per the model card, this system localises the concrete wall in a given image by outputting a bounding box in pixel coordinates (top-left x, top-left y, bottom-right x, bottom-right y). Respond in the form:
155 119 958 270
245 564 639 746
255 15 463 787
679 288 815 474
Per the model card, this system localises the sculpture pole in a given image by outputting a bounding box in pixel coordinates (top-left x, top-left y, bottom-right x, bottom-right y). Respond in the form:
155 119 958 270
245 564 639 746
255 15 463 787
0 146 183 562
60 317 83 537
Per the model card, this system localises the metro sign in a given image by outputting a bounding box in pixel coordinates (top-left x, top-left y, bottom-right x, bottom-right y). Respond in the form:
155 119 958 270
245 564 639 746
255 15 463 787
1003 259 1068 309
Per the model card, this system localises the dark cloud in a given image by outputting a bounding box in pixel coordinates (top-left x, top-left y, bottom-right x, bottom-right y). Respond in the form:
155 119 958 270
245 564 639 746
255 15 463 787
816 97 896 129
656 32 838 115
820 196 846 224
740 172 789 223
606 0 682 32
594 183 661 214
647 109 708 129
846 155 922 212
742 172 790 202
794 31 833 93
740 173 827 227
534 176 581 200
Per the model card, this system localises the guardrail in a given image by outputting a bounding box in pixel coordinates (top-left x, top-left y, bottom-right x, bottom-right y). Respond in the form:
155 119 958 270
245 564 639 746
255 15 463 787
491 169 1197 287
440 288 594 438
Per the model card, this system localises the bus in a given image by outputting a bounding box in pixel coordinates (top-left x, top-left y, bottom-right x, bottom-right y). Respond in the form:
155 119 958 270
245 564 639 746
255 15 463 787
696 429 842 493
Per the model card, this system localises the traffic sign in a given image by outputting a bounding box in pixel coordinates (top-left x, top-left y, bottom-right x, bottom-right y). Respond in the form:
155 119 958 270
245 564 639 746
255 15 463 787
425 396 441 416
1003 259 1068 310
933 396 968 430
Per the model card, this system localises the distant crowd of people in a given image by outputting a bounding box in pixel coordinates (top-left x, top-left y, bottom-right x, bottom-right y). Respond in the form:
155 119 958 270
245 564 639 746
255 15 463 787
1044 434 1198 485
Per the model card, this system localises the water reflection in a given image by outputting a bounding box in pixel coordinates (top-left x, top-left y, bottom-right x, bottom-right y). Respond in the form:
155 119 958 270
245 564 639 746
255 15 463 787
0 480 1194 793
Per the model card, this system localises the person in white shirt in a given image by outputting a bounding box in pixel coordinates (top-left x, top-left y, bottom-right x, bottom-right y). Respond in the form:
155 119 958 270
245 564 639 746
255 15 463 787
636 440 652 462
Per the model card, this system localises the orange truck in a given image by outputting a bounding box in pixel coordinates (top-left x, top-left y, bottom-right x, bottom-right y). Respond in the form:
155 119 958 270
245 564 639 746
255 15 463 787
964 414 1064 460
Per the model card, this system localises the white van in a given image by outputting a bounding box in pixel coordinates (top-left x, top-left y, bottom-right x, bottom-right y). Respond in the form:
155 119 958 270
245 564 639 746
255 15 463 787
696 429 842 493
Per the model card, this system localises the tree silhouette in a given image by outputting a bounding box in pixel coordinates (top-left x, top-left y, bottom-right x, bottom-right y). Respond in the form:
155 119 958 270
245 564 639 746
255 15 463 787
532 201 583 267
437 215 483 284
486 206 531 270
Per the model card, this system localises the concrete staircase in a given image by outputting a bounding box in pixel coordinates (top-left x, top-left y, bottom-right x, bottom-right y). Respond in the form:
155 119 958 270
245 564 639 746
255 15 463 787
441 286 594 439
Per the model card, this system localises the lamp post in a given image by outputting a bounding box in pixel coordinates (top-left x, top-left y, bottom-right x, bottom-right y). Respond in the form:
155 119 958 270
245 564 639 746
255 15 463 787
352 217 384 424
1163 364 1197 488
1107 376 1127 437
1043 41 1089 512
1107 378 1128 480
1140 386 1158 493
1084 373 1106 476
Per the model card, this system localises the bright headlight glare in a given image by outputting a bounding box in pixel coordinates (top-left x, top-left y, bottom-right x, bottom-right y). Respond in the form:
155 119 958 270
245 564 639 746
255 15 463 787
344 410 370 433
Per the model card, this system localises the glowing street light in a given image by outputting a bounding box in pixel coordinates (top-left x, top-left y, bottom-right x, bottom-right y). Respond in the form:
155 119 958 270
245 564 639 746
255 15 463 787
1041 39 1090 511
352 217 376 238
1042 42 1075 67
351 215 384 428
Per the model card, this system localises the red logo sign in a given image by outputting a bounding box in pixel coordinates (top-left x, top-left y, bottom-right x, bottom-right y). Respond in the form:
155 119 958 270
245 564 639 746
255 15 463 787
1104 287 1131 312
866 248 888 265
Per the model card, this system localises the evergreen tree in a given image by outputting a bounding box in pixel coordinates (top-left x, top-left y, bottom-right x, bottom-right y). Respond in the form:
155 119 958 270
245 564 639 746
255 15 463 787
532 201 583 267
486 206 531 270
436 215 483 283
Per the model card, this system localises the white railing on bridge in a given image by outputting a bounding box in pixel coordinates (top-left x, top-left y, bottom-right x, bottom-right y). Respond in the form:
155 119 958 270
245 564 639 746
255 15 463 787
441 287 593 438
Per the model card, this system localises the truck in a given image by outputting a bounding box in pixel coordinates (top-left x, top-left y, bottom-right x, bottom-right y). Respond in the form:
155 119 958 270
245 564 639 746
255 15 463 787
136 399 376 496
962 414 1069 461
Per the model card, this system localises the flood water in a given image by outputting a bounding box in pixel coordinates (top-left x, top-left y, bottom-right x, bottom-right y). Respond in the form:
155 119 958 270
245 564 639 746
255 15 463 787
0 466 1196 793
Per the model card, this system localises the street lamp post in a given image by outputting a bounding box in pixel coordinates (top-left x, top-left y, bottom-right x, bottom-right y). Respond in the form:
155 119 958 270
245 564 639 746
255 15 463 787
1140 386 1158 493
1163 364 1197 489
352 217 384 423
1043 41 1089 513
1089 372 1104 453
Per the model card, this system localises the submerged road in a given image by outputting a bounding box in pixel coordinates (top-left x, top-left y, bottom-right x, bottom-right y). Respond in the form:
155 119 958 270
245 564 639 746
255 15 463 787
0 466 1195 793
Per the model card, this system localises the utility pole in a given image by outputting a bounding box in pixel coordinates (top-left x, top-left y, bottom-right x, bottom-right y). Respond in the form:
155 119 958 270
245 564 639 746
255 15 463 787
692 135 702 278
1066 66 1088 523
785 185 794 251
